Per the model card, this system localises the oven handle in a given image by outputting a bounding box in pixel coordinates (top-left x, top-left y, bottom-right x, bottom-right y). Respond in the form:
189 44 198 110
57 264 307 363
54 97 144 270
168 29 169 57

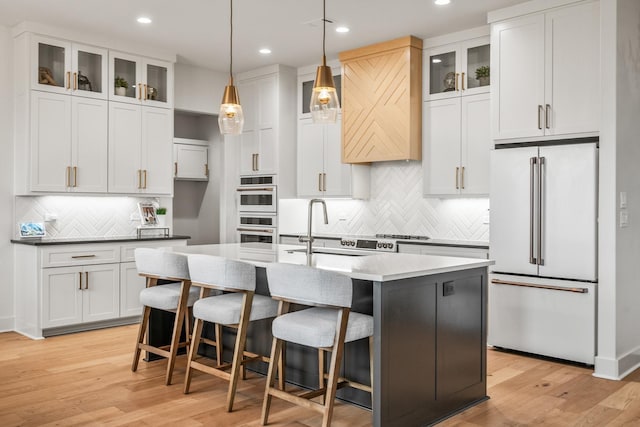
236 187 274 192
236 227 274 233
491 279 588 294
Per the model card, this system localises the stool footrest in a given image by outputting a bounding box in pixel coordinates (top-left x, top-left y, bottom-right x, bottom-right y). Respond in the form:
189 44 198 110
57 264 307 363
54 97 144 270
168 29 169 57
267 387 326 414
322 373 373 393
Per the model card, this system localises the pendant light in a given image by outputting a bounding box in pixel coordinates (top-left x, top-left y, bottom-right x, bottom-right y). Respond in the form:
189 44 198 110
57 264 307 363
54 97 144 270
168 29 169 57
218 0 244 135
310 0 340 124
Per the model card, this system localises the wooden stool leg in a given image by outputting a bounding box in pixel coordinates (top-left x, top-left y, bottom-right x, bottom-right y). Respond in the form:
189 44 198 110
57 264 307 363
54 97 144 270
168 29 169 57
318 348 325 389
261 336 284 426
278 343 286 391
132 306 151 372
226 293 253 412
184 317 204 394
215 323 223 365
184 307 192 347
165 281 191 386
321 309 349 427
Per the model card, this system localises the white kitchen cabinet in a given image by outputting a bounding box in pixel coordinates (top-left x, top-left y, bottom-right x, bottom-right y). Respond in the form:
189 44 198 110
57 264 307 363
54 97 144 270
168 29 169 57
42 262 119 329
108 103 173 195
173 139 209 181
423 93 490 195
30 34 108 100
109 51 173 108
424 36 490 101
397 243 489 259
491 1 599 141
120 262 146 317
297 117 369 198
30 91 108 192
230 65 297 197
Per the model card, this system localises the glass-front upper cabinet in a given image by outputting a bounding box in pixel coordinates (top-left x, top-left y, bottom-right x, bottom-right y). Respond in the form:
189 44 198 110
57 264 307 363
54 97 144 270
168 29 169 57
425 36 490 101
31 35 108 100
109 51 173 108
297 65 342 119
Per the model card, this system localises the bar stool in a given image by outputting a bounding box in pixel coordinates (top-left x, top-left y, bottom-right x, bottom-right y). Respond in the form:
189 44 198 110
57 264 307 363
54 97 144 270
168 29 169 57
184 254 279 412
262 263 374 427
131 248 199 385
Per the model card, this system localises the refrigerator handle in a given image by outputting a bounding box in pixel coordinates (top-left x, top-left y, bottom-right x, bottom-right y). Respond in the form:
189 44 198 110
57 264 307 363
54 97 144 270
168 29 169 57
538 157 545 266
529 157 537 265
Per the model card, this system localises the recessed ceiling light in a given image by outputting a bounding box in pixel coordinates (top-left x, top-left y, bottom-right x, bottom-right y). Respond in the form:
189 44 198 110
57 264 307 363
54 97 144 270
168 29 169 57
336 26 350 33
432 58 442 63
259 48 272 55
137 17 152 24
434 0 451 5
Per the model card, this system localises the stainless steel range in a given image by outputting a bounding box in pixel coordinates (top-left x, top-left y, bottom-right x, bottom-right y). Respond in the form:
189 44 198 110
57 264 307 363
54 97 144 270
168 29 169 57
338 234 430 253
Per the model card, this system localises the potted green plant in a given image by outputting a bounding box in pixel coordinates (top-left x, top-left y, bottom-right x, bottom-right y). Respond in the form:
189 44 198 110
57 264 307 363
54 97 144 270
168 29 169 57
475 66 490 87
114 76 128 96
155 207 167 227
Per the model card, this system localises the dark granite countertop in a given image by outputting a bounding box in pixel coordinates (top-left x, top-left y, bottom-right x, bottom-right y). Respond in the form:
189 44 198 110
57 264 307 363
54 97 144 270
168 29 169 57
10 235 191 246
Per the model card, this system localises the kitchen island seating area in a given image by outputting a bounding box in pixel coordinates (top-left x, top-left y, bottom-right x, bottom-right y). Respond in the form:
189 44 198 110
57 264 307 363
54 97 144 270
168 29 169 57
183 254 279 412
262 263 374 427
131 249 199 385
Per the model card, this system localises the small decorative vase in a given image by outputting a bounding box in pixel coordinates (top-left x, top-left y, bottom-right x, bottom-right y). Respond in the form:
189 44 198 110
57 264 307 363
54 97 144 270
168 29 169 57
156 215 166 227
115 86 126 96
478 76 490 87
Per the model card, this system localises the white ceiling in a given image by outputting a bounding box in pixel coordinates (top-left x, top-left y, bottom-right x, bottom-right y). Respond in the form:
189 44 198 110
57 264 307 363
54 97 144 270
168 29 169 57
0 0 529 73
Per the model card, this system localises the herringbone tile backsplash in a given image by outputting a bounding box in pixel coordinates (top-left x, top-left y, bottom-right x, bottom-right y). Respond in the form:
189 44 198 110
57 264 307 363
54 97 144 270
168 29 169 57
280 161 490 241
14 196 159 238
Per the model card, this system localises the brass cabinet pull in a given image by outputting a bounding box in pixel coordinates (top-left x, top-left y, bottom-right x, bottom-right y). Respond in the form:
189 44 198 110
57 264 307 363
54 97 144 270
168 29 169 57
545 104 551 129
461 72 465 90
85 271 89 290
137 169 142 189
143 170 148 189
538 105 543 130
205 163 209 177
455 167 459 189
455 73 459 91
66 166 71 187
66 72 71 89
138 84 142 100
323 173 327 192
144 84 148 101
174 162 178 176
78 272 82 290
255 153 259 171
71 255 96 259
318 173 322 192
491 279 588 294
73 166 77 187
461 166 465 189
73 72 77 91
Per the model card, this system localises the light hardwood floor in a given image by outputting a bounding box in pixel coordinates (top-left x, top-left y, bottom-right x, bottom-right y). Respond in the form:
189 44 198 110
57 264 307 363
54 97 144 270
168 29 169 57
1 325 639 426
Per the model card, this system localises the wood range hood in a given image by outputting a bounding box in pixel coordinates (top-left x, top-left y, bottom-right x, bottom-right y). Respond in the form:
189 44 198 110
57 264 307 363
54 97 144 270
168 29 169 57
339 35 423 164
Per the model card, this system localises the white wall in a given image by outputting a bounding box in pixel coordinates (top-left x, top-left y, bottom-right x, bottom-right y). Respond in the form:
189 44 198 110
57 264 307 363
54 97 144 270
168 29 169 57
174 62 227 115
595 0 640 380
0 24 14 331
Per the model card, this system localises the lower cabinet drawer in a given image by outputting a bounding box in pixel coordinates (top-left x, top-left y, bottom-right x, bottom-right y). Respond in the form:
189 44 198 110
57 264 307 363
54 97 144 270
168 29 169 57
41 245 120 268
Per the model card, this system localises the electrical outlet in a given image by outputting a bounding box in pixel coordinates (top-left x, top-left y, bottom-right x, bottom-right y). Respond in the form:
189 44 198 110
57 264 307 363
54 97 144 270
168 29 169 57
620 210 629 227
620 192 627 209
44 213 58 222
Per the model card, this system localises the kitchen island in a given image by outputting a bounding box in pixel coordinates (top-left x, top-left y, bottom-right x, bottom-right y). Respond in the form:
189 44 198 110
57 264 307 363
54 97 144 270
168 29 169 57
166 243 493 427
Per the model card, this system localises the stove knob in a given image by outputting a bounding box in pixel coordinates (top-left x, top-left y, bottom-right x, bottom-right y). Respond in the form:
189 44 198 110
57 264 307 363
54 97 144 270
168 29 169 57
351 241 355 246
377 242 382 248
389 243 394 250
383 243 389 249
340 240 345 246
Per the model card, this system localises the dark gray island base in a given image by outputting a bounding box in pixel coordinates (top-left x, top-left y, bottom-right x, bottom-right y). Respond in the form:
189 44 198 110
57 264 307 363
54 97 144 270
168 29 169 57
150 259 488 427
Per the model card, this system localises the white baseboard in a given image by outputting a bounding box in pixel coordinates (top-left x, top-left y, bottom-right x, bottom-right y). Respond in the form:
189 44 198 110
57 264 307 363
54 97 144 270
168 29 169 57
594 346 640 380
0 316 15 333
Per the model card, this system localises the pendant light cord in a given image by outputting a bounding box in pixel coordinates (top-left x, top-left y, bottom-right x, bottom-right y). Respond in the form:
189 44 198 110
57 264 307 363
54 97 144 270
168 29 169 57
229 0 233 82
322 0 326 64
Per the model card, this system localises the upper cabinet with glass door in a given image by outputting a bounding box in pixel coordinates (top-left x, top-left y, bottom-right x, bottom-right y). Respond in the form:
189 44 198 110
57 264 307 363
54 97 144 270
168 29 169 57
109 51 173 109
31 35 108 100
424 36 490 101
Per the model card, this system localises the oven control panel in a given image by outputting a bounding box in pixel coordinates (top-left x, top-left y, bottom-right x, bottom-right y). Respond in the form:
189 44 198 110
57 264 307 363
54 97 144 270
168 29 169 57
339 238 396 252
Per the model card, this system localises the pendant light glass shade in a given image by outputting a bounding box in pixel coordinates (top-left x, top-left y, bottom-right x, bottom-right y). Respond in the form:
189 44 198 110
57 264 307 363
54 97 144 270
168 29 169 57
218 0 244 135
310 0 339 124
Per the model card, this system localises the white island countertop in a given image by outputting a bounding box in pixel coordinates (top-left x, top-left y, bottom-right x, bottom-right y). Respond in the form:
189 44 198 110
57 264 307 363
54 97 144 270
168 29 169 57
165 243 494 282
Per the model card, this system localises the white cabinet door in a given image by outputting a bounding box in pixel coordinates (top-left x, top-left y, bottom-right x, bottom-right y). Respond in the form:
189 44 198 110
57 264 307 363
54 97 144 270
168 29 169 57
108 102 142 193
423 97 461 195
174 144 208 180
257 128 277 174
30 91 72 192
42 266 82 328
489 146 539 276
491 13 545 140
141 106 173 194
142 57 174 109
544 2 599 136
72 97 108 192
298 119 324 197
460 93 490 195
30 35 72 95
239 130 259 175
82 263 120 323
322 120 351 197
120 262 146 317
71 43 108 100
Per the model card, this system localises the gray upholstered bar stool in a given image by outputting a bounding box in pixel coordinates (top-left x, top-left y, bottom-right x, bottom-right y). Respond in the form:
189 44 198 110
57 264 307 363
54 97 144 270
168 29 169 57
262 263 374 427
184 254 279 412
132 248 199 385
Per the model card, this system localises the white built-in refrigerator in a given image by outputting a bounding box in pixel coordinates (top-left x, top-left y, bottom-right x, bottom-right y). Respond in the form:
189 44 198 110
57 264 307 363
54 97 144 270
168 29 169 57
489 141 597 364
